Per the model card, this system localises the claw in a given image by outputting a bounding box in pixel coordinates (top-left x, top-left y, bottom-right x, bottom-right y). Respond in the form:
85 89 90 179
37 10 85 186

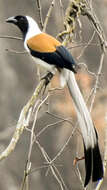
41 72 54 95
73 156 85 166
41 72 54 86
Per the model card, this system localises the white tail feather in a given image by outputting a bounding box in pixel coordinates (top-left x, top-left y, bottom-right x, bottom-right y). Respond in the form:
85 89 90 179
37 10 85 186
63 69 97 149
60 69 69 87
61 69 103 186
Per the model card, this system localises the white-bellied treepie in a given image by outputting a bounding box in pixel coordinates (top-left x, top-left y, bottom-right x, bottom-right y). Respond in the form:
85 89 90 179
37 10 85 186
6 15 103 187
6 15 78 87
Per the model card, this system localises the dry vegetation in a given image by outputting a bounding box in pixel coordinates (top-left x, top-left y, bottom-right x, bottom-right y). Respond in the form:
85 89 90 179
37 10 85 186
0 0 107 190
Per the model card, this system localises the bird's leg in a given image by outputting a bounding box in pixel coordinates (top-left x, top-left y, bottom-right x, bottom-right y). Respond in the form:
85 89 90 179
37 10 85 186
41 72 54 86
73 156 85 166
41 66 56 86
41 72 54 95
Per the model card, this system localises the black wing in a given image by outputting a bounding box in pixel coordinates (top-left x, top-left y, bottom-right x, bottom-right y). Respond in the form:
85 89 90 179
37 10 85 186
28 45 78 73
56 46 78 73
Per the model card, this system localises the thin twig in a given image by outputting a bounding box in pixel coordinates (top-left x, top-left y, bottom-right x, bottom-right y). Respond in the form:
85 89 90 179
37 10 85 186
89 52 105 112
95 113 107 190
68 42 100 49
36 119 71 138
43 0 56 32
78 62 97 77
51 125 77 163
28 94 49 162
0 35 22 40
5 48 27 54
21 95 49 190
0 74 53 161
46 111 73 125
61 1 106 189
77 31 96 59
76 166 85 189
59 0 64 22
36 140 64 190
36 140 68 190
36 0 44 28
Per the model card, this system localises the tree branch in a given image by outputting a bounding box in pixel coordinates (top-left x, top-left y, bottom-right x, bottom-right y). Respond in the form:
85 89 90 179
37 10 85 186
0 73 53 161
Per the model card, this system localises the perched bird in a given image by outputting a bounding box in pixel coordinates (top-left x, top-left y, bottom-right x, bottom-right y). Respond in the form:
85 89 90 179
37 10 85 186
6 15 78 87
6 15 103 186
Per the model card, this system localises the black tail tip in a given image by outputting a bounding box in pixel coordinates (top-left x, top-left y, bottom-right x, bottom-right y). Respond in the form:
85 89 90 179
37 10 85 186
92 143 104 182
84 144 103 187
84 147 92 187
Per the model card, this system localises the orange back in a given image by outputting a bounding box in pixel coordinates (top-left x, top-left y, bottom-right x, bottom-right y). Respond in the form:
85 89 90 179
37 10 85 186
27 33 61 53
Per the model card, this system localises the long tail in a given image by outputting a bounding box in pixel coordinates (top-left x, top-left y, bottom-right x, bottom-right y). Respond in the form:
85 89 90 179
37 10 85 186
62 69 103 186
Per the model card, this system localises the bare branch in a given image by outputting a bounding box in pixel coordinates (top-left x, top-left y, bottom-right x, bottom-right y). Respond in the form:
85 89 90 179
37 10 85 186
1 1 106 189
89 52 105 112
36 0 44 28
77 31 96 59
51 125 77 163
0 73 53 161
95 113 107 190
43 0 56 32
5 48 27 54
0 35 22 40
36 140 68 190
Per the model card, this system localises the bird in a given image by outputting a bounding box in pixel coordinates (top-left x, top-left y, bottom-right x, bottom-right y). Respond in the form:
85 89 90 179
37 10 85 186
6 15 103 187
6 15 79 87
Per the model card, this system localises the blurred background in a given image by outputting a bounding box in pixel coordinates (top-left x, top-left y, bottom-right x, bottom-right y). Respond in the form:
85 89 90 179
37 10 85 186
0 0 107 189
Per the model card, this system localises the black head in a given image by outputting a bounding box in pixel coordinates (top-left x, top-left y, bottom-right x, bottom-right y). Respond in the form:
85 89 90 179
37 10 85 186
6 15 28 39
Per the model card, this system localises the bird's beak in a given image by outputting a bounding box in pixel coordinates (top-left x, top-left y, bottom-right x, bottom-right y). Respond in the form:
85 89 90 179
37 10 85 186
6 17 17 24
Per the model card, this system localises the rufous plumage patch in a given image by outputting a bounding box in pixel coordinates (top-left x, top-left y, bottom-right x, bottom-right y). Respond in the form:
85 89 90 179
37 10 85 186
27 33 61 53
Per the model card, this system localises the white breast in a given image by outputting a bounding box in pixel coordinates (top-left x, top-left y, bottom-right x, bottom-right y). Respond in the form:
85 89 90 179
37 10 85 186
24 16 56 74
24 16 42 51
32 56 56 73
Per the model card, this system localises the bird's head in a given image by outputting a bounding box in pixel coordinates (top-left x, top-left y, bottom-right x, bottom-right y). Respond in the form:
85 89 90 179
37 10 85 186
6 15 41 40
6 15 28 37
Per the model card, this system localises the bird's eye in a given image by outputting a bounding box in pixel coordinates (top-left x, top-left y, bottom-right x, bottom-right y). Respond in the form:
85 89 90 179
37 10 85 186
20 17 24 21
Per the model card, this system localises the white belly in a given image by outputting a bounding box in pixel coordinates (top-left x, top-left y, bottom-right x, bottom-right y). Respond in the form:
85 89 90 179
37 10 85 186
32 56 53 71
24 41 57 75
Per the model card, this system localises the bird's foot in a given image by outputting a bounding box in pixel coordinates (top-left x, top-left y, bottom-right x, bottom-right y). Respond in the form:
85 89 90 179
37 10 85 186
41 72 54 86
41 72 54 95
73 156 85 166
